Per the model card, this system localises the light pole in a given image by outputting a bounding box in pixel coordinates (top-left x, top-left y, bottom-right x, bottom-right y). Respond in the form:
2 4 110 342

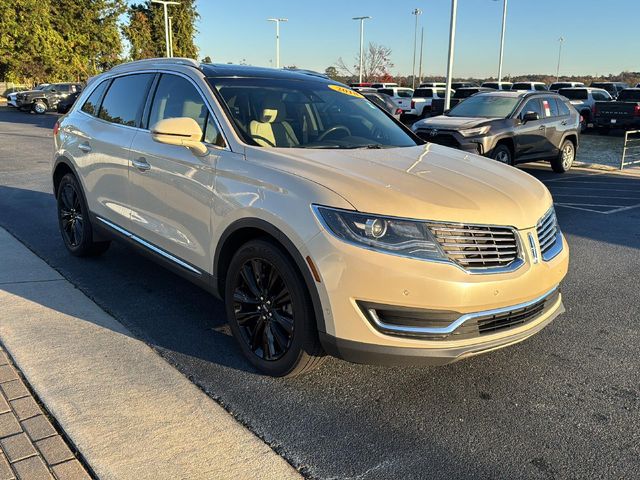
444 0 458 111
352 16 372 84
411 8 422 89
267 18 288 68
168 17 174 57
495 0 508 83
556 36 564 82
418 26 424 85
151 0 180 58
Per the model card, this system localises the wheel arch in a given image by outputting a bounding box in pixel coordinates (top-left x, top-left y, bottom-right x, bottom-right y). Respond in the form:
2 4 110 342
214 218 327 333
52 156 81 196
492 136 515 159
561 133 579 150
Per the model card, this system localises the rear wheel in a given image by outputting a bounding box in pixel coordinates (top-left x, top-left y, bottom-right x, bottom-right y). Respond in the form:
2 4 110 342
56 174 111 256
32 100 47 114
225 239 325 377
551 139 575 173
491 143 514 166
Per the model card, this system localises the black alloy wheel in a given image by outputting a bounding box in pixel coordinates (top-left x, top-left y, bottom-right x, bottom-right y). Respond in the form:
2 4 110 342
232 258 294 361
225 240 325 377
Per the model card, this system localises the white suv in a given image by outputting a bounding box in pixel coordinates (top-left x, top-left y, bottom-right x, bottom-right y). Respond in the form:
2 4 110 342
52 58 568 377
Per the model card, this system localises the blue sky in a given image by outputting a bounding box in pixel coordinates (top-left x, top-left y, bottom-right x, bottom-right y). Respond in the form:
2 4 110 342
193 0 639 77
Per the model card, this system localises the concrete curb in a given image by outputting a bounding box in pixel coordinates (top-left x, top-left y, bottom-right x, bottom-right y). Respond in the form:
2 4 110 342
0 227 301 480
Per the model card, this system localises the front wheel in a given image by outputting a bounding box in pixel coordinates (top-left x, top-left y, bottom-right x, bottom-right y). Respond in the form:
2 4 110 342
491 144 514 166
225 240 325 377
32 100 47 114
56 174 111 256
551 139 575 173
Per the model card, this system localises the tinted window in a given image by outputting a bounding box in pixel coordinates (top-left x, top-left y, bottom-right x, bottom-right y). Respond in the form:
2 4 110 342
557 100 571 116
559 89 588 100
149 74 208 132
81 80 110 116
413 89 433 98
482 83 499 89
520 98 543 118
591 91 610 101
618 90 640 102
56 84 70 93
512 83 532 90
448 94 519 118
396 89 413 98
534 84 548 91
99 74 154 127
378 89 393 96
541 97 559 117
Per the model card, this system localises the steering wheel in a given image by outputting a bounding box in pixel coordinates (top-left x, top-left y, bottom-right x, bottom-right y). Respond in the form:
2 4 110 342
318 125 352 142
251 135 277 147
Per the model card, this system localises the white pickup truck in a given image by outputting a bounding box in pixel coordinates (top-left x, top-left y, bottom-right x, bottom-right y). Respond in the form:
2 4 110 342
403 87 450 118
377 87 414 112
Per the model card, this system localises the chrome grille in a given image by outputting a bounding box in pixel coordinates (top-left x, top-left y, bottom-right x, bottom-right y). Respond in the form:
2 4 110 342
536 208 560 260
428 223 520 271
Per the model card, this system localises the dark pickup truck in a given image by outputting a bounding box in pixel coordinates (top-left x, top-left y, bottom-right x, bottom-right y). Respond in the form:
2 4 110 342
16 83 83 114
594 88 640 134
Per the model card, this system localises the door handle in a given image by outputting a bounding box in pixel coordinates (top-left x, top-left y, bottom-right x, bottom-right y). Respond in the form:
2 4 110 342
132 157 151 172
78 143 91 153
561 120 568 125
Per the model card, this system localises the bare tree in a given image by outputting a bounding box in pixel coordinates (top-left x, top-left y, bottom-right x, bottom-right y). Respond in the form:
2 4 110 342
337 43 394 82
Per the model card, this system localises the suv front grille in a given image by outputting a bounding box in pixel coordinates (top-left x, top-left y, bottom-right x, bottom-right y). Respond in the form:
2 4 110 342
428 223 520 271
476 289 559 334
417 131 460 149
536 208 560 260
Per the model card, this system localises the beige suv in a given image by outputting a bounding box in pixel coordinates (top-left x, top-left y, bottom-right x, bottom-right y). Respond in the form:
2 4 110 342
52 58 569 377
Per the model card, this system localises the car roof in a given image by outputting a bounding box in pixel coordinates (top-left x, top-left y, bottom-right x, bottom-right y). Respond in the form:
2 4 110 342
200 63 330 82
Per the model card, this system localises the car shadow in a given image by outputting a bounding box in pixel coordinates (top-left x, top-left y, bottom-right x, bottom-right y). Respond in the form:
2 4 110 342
0 106 59 129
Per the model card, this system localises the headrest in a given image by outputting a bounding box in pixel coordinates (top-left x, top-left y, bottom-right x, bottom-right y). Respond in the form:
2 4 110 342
260 95 286 123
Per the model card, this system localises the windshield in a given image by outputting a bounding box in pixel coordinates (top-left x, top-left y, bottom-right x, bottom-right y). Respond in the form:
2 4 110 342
447 95 519 118
559 89 588 100
210 78 418 149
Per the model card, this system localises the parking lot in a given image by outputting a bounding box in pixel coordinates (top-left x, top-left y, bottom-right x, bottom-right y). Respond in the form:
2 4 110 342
0 107 639 479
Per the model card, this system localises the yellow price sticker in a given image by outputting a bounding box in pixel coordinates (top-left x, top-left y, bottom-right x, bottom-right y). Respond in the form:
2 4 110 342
328 84 364 98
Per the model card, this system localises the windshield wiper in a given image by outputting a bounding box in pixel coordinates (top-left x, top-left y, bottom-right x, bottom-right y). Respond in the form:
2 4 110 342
342 144 388 149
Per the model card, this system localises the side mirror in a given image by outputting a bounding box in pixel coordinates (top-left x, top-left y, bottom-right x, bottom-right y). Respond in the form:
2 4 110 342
522 111 539 123
151 117 208 156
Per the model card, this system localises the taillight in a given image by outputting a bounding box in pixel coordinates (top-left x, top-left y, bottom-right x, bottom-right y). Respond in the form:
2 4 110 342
410 100 415 109
634 105 640 116
53 121 60 136
593 104 598 116
395 108 403 115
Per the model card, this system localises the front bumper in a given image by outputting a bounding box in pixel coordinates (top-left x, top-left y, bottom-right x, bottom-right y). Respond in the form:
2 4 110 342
413 127 496 155
307 226 569 365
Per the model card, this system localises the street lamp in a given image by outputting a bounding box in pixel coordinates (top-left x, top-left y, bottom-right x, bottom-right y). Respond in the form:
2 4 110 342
168 17 174 57
444 0 458 111
151 0 180 58
556 36 565 82
495 0 508 83
411 8 422 89
267 18 288 68
352 16 372 84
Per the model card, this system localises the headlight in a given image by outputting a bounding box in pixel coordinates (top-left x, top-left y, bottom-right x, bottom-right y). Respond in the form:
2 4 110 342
460 126 490 137
313 206 448 261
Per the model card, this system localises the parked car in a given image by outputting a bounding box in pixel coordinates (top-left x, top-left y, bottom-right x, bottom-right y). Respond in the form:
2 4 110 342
636 83 640 88
590 82 629 99
56 91 82 114
362 91 402 120
349 82 372 88
377 86 414 112
558 87 612 131
481 81 513 90
402 87 450 119
52 58 568 376
370 82 398 89
16 83 83 114
593 88 640 134
430 87 493 116
549 82 584 92
418 82 446 88
511 82 548 91
412 90 580 172
451 82 476 89
6 83 49 107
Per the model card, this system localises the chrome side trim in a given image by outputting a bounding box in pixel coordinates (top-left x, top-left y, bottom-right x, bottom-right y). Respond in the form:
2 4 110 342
96 217 202 275
366 286 560 337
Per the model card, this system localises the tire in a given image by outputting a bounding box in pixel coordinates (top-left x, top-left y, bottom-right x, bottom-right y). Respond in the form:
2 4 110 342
32 100 47 114
225 239 325 377
551 139 575 173
491 143 514 166
56 173 111 256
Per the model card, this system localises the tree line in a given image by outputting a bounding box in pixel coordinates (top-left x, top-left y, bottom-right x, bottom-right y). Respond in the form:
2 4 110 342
0 0 198 84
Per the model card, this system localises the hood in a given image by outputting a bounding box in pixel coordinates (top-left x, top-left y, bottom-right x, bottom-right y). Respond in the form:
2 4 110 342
248 144 552 230
17 90 41 96
414 115 495 130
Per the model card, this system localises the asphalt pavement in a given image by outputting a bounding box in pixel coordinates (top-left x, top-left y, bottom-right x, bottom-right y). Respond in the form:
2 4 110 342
0 107 638 479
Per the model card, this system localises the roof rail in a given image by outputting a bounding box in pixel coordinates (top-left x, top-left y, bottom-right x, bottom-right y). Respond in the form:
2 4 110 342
109 58 200 72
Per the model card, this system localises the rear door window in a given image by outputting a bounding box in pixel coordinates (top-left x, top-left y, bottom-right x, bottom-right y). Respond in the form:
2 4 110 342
541 97 559 117
99 74 155 127
81 80 110 116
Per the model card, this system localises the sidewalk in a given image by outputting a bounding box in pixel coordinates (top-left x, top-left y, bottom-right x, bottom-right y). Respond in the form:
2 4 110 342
1 348 91 480
0 227 301 480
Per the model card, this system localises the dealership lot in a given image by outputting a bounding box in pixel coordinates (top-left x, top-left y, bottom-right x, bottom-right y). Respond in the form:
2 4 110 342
0 108 639 478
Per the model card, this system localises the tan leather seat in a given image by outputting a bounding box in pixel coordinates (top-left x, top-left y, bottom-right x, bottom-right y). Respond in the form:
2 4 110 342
249 96 299 147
